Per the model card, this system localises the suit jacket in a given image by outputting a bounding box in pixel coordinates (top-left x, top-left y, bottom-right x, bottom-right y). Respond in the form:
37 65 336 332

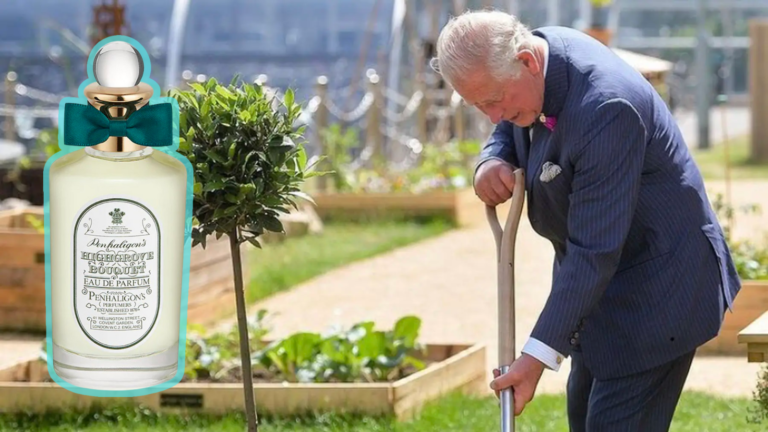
479 26 741 379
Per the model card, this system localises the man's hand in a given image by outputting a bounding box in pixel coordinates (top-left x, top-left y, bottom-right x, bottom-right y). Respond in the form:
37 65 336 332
474 159 517 206
490 353 546 416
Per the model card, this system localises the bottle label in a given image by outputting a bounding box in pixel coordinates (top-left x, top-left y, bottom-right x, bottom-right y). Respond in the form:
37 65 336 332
73 197 161 350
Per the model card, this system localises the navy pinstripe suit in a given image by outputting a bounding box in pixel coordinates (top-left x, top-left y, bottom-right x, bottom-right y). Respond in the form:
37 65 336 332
478 27 741 430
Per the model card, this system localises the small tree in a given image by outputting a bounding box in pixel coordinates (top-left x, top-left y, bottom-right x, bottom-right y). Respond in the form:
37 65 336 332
170 77 319 432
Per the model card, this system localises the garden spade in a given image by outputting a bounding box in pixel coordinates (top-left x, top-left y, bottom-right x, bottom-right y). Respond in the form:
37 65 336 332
485 168 526 432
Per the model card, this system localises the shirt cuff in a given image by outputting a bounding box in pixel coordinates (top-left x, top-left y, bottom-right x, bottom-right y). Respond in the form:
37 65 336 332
522 337 565 372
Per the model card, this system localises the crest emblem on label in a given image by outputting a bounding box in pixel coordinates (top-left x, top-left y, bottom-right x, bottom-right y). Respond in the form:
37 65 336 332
73 197 161 349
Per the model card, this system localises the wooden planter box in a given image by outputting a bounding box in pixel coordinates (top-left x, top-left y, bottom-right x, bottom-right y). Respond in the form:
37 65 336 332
186 235 250 326
699 280 768 355
738 311 768 362
0 207 46 332
0 207 249 331
312 188 488 226
0 343 486 420
0 164 45 206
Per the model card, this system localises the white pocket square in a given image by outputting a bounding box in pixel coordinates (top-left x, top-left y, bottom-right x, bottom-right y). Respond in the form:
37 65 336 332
540 161 562 183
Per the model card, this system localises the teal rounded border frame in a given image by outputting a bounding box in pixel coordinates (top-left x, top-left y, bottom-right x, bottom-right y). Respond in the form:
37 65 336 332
42 35 194 397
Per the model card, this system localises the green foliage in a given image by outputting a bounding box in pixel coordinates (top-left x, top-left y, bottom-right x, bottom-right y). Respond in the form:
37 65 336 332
246 219 453 303
403 139 480 193
711 193 768 280
332 139 480 194
168 77 319 249
752 365 768 424
711 197 768 421
183 312 426 384
184 309 271 381
5 127 60 192
24 214 44 234
1 391 763 431
320 123 356 191
14 127 60 170
253 315 425 383
692 136 768 180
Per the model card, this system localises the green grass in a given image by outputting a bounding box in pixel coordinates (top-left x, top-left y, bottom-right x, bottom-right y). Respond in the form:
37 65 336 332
691 135 768 180
1 392 764 431
246 219 453 303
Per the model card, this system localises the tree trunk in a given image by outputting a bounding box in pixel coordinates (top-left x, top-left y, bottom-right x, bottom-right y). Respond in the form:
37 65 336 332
229 227 259 431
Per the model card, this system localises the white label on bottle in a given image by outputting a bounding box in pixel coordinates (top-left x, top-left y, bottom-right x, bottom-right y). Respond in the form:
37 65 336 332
73 197 161 350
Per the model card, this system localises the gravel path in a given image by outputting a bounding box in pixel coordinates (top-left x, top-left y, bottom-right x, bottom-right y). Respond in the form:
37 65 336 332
222 180 768 398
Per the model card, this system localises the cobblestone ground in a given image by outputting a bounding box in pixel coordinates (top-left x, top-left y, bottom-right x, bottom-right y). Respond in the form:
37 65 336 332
220 179 767 398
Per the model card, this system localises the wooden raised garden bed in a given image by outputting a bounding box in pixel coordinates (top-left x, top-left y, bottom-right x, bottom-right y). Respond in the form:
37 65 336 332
312 188 493 227
0 163 45 206
186 234 250 326
0 207 249 331
0 343 486 420
699 280 768 355
0 207 46 332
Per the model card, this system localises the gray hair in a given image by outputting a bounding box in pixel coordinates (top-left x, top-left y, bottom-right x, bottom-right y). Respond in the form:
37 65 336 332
430 10 534 86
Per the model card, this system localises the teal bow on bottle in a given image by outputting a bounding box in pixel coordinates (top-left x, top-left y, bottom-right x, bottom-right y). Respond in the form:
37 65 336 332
63 102 173 147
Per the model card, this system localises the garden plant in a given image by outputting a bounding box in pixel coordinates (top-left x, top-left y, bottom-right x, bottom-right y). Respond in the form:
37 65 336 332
169 76 320 432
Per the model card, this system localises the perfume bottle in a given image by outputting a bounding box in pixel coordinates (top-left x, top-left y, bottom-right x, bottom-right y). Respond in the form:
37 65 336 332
49 41 186 390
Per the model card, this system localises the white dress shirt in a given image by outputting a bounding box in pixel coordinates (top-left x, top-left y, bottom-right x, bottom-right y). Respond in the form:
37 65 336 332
518 37 567 373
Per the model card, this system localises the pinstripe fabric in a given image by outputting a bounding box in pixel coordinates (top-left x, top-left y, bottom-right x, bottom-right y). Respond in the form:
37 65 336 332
478 26 741 382
567 348 696 432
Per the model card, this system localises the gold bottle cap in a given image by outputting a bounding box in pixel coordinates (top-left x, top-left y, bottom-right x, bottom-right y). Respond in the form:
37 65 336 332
85 41 152 153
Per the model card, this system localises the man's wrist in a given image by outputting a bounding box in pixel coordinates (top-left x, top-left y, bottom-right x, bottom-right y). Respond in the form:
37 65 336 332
521 337 565 372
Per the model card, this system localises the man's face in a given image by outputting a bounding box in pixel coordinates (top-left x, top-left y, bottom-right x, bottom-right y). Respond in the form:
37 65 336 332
452 52 545 127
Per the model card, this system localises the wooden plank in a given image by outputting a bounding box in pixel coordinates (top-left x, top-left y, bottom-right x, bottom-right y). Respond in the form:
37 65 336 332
393 344 484 398
393 344 486 420
697 282 768 354
0 234 44 266
0 287 46 310
744 343 768 363
190 236 232 271
0 383 143 412
0 344 484 417
0 382 393 416
0 267 45 288
187 277 233 309
0 208 24 228
188 257 233 292
187 279 235 325
0 308 46 331
0 208 43 229
314 191 457 211
737 311 768 344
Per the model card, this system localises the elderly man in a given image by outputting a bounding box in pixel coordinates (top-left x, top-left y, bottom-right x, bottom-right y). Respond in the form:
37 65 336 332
431 10 740 432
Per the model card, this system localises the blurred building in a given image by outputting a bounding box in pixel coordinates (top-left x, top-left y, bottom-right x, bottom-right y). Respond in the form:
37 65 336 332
1 0 766 151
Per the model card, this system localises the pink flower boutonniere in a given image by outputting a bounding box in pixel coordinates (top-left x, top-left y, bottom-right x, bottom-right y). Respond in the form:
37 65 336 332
539 114 557 131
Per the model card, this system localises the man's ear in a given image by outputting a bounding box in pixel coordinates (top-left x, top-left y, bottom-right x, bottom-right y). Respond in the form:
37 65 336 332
515 49 541 75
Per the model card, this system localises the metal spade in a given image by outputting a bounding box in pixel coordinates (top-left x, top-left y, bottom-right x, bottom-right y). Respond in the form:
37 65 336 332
485 168 526 432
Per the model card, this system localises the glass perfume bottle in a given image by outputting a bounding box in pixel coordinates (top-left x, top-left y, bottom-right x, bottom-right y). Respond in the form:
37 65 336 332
49 41 186 390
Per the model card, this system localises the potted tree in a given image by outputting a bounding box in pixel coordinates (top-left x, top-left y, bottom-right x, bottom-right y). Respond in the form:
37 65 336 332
169 76 318 432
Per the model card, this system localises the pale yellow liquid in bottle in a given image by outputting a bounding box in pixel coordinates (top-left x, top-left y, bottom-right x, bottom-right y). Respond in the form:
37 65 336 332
49 146 186 388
